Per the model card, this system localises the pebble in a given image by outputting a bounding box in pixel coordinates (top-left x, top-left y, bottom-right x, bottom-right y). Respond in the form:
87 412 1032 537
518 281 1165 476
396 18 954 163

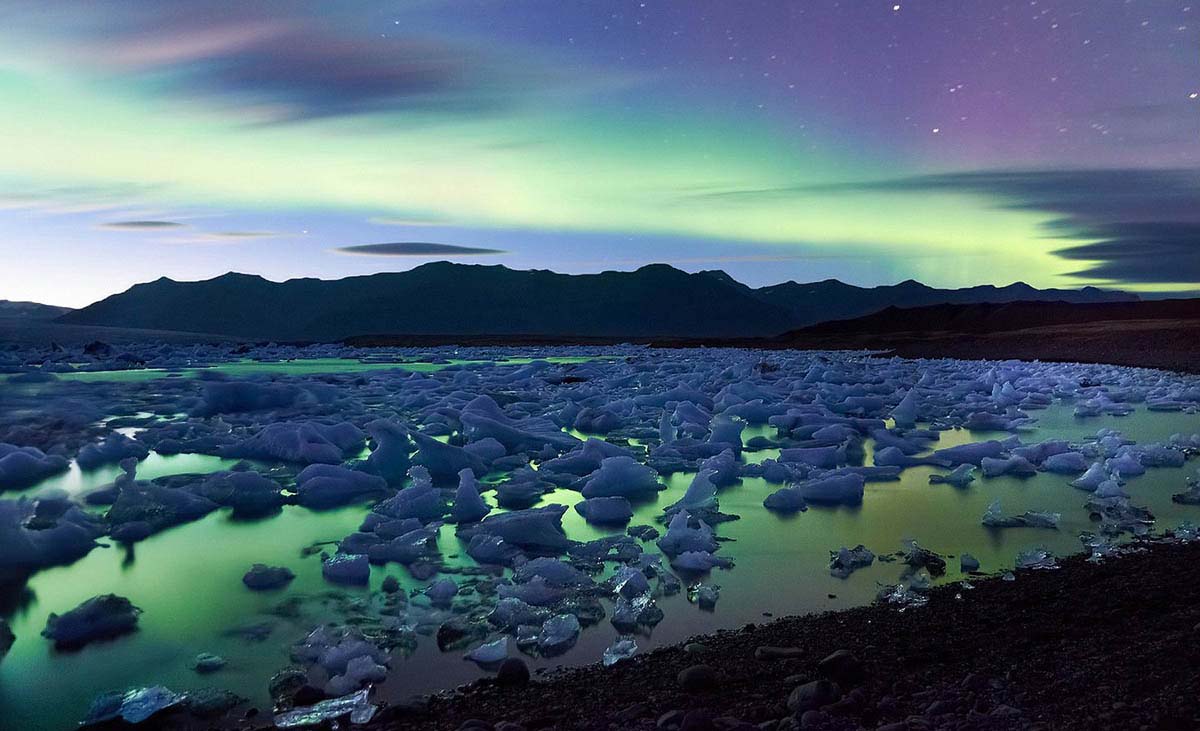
678 664 720 693
787 679 842 714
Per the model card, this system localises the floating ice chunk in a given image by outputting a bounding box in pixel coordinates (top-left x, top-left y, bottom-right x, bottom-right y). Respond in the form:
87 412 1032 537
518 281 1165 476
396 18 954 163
274 689 377 728
779 445 842 469
689 583 720 610
464 636 509 666
222 421 364 464
410 430 487 483
902 540 946 575
670 550 733 572
449 468 490 523
657 510 718 556
515 556 592 587
666 468 719 514
1094 479 1127 498
928 464 976 487
0 498 102 580
361 419 412 484
0 444 68 490
370 469 446 521
322 554 370 585
82 686 183 726
929 440 1006 466
796 473 864 505
602 636 638 666
762 485 807 512
326 654 388 696
191 469 283 517
295 465 389 509
489 598 550 631
574 496 633 525
1071 462 1110 491
242 564 295 590
611 593 664 631
497 575 566 606
365 526 439 565
579 456 662 499
877 583 928 610
1041 451 1090 474
540 439 632 476
981 499 1060 529
424 578 458 607
700 448 740 486
610 565 651 598
76 433 149 470
829 545 875 579
466 534 520 565
980 455 1038 478
1014 548 1058 570
466 504 569 552
537 614 580 655
960 553 980 572
707 416 745 451
1106 451 1146 478
890 389 920 428
42 594 141 649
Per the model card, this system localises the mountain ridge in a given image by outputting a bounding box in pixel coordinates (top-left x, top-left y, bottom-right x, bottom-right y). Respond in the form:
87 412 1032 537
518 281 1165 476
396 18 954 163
59 261 1138 341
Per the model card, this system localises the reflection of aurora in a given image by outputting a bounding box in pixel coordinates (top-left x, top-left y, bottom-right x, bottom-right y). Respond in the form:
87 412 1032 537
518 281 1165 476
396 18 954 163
1 344 1198 729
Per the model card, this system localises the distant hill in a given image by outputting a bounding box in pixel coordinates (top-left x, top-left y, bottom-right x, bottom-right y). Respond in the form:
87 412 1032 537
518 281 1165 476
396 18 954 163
0 299 73 320
775 299 1200 373
59 262 1138 342
738 277 1135 326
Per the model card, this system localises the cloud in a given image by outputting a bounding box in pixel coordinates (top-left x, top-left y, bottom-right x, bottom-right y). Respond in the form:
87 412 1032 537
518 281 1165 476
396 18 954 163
685 168 1200 286
100 220 184 229
333 242 506 256
64 6 589 124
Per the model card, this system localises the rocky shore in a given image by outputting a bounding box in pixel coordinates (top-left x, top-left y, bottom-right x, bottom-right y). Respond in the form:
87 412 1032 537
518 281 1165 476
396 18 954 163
362 538 1200 731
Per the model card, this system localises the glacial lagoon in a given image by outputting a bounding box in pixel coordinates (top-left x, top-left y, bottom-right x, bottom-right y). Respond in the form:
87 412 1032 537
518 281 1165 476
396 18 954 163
0 346 1197 729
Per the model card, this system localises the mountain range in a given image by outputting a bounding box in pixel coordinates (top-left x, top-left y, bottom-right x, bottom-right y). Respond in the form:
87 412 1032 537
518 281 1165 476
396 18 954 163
57 262 1137 341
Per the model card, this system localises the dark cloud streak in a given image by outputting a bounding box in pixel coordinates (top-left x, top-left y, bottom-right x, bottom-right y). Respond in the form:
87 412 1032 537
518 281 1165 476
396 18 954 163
334 242 505 257
687 168 1200 286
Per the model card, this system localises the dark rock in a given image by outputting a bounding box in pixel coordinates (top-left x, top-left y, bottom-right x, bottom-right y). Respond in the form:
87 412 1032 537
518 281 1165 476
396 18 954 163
183 687 245 717
242 564 295 590
41 594 141 648
818 649 864 687
292 685 326 706
755 645 805 660
680 709 716 731
615 702 649 721
787 679 842 714
0 619 13 659
495 658 530 687
678 664 720 693
457 720 492 731
798 710 830 729
268 667 308 701
658 709 686 729
495 722 527 731
381 575 401 593
191 652 226 674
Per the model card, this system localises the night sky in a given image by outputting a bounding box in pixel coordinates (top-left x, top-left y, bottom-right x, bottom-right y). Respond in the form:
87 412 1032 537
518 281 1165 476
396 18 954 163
1 1 1198 307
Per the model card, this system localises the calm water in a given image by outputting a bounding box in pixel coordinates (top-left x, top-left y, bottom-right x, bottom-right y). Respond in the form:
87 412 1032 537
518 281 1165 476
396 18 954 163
52 356 601 383
0 402 1197 729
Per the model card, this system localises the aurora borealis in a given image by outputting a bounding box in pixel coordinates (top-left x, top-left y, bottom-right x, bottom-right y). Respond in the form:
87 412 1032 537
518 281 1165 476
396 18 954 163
1 1 1198 307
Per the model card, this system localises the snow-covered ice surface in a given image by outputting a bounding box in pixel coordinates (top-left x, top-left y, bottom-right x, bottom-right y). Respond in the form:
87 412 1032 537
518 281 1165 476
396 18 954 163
0 343 1198 729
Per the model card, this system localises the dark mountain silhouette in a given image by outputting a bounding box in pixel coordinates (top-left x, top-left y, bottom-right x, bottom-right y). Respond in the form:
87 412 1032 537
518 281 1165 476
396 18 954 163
774 298 1200 373
0 300 73 320
59 262 1137 341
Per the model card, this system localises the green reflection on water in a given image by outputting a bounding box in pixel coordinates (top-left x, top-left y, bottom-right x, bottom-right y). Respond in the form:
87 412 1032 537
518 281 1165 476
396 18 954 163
49 356 603 383
0 403 1197 730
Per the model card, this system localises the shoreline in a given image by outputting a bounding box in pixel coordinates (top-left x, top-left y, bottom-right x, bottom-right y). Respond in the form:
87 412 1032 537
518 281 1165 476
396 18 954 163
357 537 1200 730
